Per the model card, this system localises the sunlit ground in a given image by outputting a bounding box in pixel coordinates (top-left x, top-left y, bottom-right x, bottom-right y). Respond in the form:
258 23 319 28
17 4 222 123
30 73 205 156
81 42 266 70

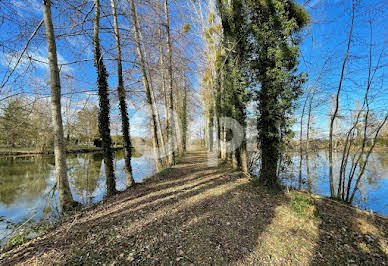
1 151 387 265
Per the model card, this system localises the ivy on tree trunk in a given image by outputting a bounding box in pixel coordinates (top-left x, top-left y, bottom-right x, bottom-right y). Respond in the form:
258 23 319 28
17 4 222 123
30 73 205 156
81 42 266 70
93 0 117 196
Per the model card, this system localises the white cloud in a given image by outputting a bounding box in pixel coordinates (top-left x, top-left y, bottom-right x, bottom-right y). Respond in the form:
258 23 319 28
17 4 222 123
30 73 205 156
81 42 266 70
67 36 94 58
0 47 73 74
13 0 41 15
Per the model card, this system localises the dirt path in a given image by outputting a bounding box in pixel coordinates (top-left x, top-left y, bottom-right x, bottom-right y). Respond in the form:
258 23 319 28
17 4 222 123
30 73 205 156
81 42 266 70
1 151 387 265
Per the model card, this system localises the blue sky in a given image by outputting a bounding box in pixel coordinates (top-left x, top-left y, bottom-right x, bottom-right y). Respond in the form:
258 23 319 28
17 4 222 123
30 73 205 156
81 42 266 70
295 0 388 137
0 0 387 139
0 0 198 137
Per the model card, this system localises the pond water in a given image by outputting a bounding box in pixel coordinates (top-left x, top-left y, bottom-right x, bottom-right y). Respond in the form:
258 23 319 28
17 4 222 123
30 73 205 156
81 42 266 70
0 149 387 245
282 151 388 216
0 150 156 244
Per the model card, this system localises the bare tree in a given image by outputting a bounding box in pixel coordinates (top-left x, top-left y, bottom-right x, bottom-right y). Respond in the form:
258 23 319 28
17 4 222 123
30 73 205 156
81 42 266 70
110 0 135 187
164 0 176 166
328 0 355 198
42 0 76 211
159 26 170 147
93 0 117 196
129 0 163 170
336 16 388 203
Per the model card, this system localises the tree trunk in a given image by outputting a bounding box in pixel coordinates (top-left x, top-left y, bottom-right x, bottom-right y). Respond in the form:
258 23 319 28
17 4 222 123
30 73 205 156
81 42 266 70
348 114 388 203
164 0 176 166
306 93 313 192
258 88 281 190
181 84 188 152
110 0 135 187
139 28 167 162
93 0 117 196
299 93 309 190
221 125 226 160
130 0 162 170
240 143 248 174
306 93 313 152
149 78 167 160
176 69 187 154
204 116 208 148
232 149 240 169
42 0 75 212
174 84 183 154
259 138 280 189
329 2 355 198
208 122 214 152
159 27 170 149
215 99 221 158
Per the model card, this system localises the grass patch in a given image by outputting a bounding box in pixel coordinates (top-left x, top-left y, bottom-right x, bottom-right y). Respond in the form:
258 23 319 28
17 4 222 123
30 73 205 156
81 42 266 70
1 151 387 265
6 230 30 247
142 167 176 184
154 167 175 180
1 207 82 253
290 192 320 219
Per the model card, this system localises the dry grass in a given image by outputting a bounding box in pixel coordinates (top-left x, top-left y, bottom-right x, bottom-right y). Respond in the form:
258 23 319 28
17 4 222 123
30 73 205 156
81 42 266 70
0 151 387 265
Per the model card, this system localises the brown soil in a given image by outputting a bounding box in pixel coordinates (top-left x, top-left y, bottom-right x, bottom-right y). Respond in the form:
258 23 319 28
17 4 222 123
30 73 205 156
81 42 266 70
0 151 387 265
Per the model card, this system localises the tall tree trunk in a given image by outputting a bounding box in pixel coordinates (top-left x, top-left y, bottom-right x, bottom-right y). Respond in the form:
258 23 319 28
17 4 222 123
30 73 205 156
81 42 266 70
43 0 75 212
139 28 167 161
298 93 309 190
110 0 135 187
204 116 208 148
182 84 187 152
348 114 388 203
130 0 162 170
176 67 186 154
164 0 176 166
93 0 117 196
175 79 183 155
329 1 354 198
149 78 167 160
305 153 312 192
159 27 170 148
221 125 227 160
177 81 188 153
232 149 239 169
215 92 221 158
258 87 281 189
208 120 214 152
306 93 313 152
306 93 313 191
240 139 248 174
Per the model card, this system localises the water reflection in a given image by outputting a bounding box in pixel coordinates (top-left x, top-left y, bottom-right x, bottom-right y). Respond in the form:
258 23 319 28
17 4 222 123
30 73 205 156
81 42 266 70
0 156 53 208
283 151 388 215
67 153 104 205
0 150 156 238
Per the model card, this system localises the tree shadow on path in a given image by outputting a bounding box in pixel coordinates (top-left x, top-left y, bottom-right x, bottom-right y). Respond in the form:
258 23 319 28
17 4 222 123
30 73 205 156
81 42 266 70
311 197 388 265
0 152 285 265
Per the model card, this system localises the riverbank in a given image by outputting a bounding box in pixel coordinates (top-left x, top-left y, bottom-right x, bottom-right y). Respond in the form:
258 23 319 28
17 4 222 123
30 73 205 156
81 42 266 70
1 151 387 265
0 146 123 156
287 145 388 153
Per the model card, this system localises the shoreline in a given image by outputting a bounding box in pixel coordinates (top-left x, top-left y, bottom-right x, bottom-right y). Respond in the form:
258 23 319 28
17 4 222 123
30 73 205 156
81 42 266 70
0 146 124 157
1 151 387 264
286 145 388 153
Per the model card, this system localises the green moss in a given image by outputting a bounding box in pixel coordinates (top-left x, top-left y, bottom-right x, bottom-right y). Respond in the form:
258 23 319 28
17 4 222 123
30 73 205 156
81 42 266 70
290 192 320 219
143 167 176 184
6 230 30 247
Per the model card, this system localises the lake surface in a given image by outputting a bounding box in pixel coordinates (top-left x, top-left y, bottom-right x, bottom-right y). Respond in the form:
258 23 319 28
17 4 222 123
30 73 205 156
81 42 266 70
0 149 387 245
0 150 156 244
281 151 388 216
